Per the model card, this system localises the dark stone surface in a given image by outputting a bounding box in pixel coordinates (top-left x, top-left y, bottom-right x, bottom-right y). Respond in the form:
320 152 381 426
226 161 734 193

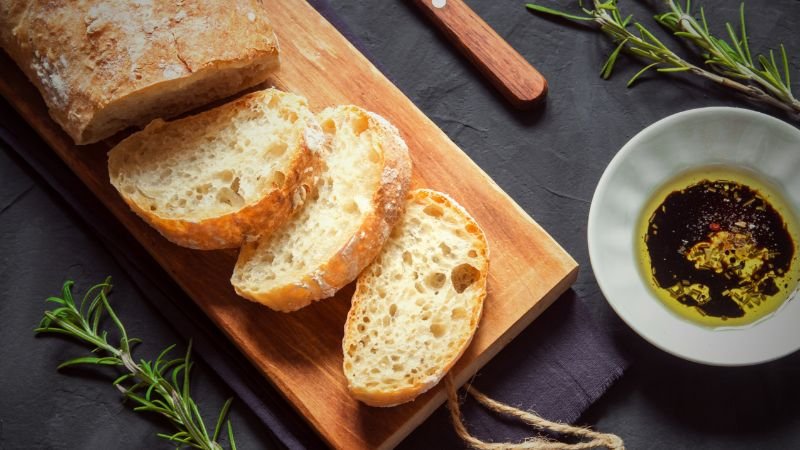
1 0 800 448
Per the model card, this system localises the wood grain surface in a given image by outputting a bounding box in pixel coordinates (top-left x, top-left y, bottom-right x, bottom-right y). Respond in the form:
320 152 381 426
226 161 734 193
0 1 576 448
413 0 548 108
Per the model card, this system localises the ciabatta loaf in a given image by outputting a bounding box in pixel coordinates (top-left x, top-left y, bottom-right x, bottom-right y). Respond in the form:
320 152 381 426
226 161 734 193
108 89 322 250
231 105 412 312
343 189 489 407
0 0 279 144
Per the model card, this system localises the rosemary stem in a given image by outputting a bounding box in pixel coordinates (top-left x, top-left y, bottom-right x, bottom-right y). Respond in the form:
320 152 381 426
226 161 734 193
528 0 800 119
37 280 234 449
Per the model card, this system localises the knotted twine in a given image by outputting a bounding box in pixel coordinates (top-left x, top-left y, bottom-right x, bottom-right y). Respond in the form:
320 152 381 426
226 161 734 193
444 375 625 449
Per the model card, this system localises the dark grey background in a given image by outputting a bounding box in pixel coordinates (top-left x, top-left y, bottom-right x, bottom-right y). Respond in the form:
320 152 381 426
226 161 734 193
2 0 800 448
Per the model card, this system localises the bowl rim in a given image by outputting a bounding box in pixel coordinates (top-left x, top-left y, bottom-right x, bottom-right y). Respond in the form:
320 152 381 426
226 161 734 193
587 106 800 366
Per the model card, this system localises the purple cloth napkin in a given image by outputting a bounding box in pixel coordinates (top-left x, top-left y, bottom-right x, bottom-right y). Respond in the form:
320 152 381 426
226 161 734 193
402 292 626 447
0 2 629 448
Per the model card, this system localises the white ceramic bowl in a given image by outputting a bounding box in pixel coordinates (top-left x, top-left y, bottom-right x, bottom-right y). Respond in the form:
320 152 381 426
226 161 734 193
588 107 800 366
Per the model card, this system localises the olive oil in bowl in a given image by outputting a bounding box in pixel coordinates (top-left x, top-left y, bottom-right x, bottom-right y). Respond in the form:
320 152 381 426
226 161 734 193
637 167 800 327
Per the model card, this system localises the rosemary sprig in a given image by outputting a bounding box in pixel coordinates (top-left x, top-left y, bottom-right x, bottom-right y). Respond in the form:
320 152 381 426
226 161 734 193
526 0 800 118
35 278 236 450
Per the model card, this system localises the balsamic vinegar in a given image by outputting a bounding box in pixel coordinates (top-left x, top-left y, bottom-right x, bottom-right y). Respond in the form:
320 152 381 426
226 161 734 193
637 167 800 327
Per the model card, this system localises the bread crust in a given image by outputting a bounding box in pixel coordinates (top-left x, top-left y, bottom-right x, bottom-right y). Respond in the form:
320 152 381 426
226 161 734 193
343 189 490 407
108 89 322 250
232 107 413 311
0 0 279 144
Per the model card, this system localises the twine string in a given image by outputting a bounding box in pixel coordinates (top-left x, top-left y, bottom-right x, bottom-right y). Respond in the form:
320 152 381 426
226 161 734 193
445 375 625 450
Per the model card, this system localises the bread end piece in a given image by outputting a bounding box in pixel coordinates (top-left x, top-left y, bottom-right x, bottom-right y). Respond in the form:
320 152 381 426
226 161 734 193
343 189 489 407
108 88 322 250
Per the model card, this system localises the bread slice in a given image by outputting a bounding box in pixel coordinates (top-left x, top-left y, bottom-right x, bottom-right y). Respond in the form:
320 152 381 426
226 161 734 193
342 189 489 407
231 105 412 312
1 0 280 144
108 88 323 250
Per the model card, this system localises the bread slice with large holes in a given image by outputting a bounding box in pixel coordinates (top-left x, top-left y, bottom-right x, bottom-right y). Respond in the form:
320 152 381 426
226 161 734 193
108 88 323 250
342 188 489 407
230 105 412 311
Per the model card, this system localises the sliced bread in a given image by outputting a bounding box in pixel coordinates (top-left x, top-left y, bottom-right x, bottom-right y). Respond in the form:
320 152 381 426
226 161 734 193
231 105 412 312
342 189 489 407
108 88 323 250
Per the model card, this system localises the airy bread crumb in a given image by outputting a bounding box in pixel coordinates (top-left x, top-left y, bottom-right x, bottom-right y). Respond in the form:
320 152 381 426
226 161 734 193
343 189 489 407
231 105 412 312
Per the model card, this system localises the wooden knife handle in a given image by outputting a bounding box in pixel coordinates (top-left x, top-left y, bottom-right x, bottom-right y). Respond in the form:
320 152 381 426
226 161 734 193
414 0 547 108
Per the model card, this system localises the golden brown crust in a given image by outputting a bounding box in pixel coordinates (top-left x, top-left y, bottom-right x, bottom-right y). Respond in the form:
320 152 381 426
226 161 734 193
343 189 490 407
0 0 279 144
348 382 439 408
232 108 413 311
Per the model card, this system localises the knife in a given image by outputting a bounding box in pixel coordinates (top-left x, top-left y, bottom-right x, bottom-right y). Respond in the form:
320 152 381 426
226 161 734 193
413 0 547 108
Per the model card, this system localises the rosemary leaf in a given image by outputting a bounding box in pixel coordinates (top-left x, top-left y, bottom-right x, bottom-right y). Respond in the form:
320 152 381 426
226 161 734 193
525 4 593 21
58 356 121 370
213 398 234 443
228 421 237 450
601 38 628 78
658 67 693 73
627 62 660 87
739 4 753 65
779 45 790 85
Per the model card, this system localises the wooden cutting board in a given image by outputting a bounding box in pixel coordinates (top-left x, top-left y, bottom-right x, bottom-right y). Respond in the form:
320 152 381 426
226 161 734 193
0 1 577 448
